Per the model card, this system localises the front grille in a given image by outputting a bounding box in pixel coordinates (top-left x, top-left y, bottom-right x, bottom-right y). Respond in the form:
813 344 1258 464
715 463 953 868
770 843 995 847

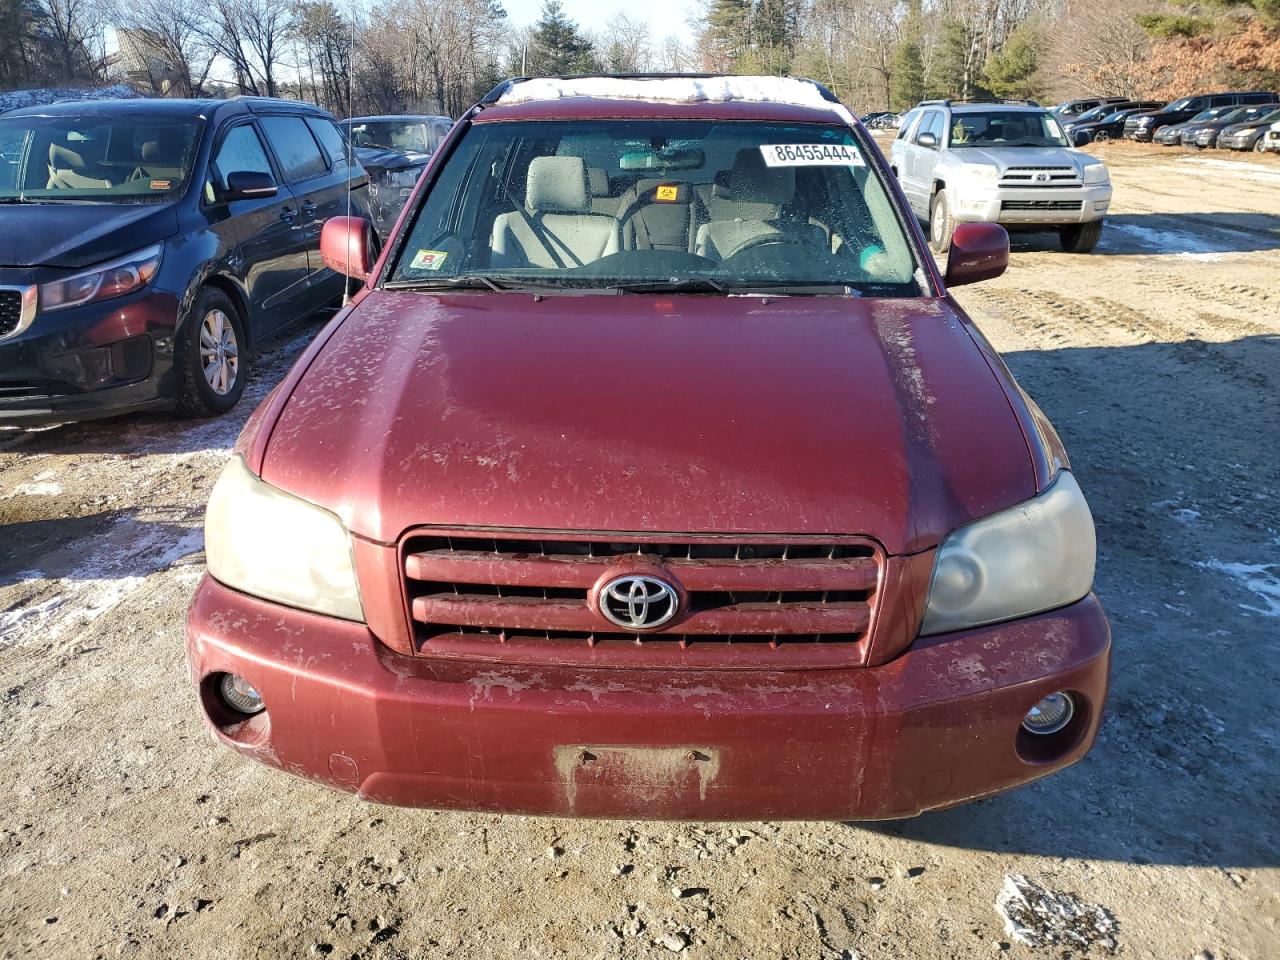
999 167 1080 188
1001 199 1084 211
0 379 72 401
401 533 882 666
0 290 21 338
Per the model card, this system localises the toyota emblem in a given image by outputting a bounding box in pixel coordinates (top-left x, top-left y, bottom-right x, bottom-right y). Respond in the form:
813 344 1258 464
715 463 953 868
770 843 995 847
1033 171 1051 183
599 575 679 630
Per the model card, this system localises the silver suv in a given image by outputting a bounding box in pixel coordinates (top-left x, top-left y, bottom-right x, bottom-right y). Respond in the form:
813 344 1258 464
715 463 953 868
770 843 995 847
890 100 1112 254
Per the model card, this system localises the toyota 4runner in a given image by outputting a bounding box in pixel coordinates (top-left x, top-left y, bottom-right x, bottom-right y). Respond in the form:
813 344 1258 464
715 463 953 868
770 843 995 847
186 75 1111 820
891 99 1112 254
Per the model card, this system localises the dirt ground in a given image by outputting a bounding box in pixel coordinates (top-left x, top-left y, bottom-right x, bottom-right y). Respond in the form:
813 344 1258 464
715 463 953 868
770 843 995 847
1 142 1278 960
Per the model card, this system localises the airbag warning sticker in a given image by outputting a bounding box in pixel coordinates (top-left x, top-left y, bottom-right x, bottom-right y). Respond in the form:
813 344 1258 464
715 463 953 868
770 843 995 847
760 144 864 167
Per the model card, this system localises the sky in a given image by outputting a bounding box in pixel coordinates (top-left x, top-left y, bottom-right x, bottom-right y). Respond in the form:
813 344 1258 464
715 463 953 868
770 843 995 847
501 0 701 33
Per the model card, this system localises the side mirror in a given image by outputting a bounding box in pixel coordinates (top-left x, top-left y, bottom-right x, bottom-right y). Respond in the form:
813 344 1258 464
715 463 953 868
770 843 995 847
223 170 278 201
321 216 375 281
916 131 938 148
945 223 1009 287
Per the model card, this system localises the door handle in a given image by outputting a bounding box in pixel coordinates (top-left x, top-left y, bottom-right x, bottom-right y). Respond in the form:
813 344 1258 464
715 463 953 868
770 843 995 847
279 206 296 222
301 200 317 215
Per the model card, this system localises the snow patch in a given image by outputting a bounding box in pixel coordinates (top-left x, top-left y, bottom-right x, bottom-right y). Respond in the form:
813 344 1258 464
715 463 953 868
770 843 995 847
995 874 1119 953
1178 156 1280 184
0 84 140 115
1 481 62 499
1197 559 1280 617
1102 221 1233 257
498 76 849 120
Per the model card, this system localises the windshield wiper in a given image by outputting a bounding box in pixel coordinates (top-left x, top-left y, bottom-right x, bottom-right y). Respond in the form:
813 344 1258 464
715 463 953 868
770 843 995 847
720 280 858 296
383 274 567 292
610 277 728 294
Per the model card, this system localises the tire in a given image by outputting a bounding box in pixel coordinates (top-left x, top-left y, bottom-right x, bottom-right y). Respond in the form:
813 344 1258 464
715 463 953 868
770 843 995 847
1093 130 1110 143
928 189 954 254
1255 138 1266 153
175 286 248 418
1060 220 1103 254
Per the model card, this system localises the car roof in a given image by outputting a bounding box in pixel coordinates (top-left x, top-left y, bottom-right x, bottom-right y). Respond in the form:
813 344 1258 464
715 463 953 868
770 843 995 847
946 103 1045 114
2 96 333 121
473 75 850 125
348 114 451 123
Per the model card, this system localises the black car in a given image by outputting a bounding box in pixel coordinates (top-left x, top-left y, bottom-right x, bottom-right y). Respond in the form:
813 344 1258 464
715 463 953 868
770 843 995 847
1069 102 1165 145
1184 102 1280 148
0 97 370 426
346 115 452 235
1051 96 1129 120
1123 90 1277 141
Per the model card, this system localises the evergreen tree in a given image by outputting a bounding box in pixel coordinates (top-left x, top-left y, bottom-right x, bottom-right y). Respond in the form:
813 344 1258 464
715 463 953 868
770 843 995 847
984 21 1046 100
528 0 600 75
929 17 988 100
705 0 753 68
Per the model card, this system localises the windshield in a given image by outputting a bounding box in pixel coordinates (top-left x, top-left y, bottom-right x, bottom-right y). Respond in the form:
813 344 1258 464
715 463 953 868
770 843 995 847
1166 98 1194 111
949 110 1068 148
0 115 201 203
1074 105 1117 124
350 120 434 154
389 119 921 296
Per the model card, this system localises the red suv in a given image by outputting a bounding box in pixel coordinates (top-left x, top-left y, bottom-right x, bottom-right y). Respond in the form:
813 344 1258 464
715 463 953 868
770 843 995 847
186 76 1111 820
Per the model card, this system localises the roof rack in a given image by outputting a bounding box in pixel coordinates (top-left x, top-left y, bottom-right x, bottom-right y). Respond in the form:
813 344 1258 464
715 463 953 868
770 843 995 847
917 98 1041 108
479 74 841 108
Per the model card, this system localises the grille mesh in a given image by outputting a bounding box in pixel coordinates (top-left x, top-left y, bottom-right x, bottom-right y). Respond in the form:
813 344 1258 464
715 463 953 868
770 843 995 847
0 291 21 338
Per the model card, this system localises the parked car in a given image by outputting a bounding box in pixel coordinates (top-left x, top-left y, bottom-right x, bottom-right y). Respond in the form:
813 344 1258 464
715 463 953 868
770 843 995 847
1124 90 1277 141
891 99 1111 253
1151 107 1236 146
1069 103 1165 145
1260 121 1280 153
1186 102 1280 148
0 97 370 426
1216 106 1280 150
347 114 452 235
1050 97 1129 120
187 74 1111 821
1060 101 1134 139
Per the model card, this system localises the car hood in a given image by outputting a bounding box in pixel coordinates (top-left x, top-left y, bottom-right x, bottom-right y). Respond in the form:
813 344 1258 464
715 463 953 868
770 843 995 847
355 146 431 173
0 203 179 269
947 146 1085 173
260 293 1036 554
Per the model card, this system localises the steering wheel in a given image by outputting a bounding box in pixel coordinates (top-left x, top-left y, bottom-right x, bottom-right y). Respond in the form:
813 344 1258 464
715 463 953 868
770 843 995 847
726 232 821 259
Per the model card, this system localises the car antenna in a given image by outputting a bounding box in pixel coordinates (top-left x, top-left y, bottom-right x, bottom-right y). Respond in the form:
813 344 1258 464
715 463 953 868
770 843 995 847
344 1 356 305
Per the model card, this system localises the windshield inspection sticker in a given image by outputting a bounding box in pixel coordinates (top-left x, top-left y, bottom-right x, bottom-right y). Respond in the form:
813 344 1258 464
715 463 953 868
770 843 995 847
760 144 864 167
411 250 448 271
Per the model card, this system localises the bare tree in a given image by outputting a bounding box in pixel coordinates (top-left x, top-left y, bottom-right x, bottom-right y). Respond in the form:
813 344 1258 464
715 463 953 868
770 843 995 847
197 0 294 96
594 13 653 72
111 0 214 96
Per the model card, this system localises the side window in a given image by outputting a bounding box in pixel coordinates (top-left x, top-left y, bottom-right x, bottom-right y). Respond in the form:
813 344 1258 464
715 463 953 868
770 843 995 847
306 117 352 169
209 123 274 201
915 111 942 145
1208 96 1232 107
260 115 328 183
895 110 918 140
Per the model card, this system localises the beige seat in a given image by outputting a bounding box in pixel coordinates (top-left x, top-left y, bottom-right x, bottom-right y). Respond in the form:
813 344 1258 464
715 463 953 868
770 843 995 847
694 149 823 261
132 137 185 184
47 143 113 190
614 179 697 252
586 167 616 215
490 157 614 268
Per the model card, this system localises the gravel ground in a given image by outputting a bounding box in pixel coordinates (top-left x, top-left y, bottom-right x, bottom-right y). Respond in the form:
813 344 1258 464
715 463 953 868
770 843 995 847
1 143 1278 960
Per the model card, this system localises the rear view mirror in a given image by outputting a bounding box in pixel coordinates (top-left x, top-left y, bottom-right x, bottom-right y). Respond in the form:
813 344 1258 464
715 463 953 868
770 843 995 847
944 223 1009 287
619 147 704 171
223 170 278 201
321 216 375 281
916 132 938 149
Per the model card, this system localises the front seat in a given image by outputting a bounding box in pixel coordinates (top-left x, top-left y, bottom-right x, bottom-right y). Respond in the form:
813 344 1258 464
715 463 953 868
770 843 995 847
694 149 820 261
47 143 113 190
490 157 614 268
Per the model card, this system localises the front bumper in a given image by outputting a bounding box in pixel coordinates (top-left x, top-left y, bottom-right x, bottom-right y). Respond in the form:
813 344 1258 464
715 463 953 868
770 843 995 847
1216 132 1254 150
186 576 1112 820
0 284 181 427
1263 133 1280 153
952 184 1111 226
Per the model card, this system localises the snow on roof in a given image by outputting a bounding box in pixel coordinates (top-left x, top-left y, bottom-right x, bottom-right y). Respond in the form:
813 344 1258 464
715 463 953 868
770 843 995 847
498 76 853 122
0 84 141 115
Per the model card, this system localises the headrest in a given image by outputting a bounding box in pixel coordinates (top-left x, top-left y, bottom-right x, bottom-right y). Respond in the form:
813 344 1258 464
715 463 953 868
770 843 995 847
50 144 86 170
727 148 795 205
141 141 163 162
526 156 590 214
586 167 609 197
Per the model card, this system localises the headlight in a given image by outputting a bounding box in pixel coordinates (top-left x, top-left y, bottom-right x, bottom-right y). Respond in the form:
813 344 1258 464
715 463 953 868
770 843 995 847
205 455 365 621
1082 164 1110 185
40 244 162 312
955 164 999 189
919 472 1096 636
1236 126 1259 135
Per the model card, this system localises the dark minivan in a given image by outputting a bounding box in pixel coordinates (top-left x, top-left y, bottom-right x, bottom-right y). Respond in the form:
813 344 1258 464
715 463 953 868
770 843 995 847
0 97 371 426
1123 90 1276 141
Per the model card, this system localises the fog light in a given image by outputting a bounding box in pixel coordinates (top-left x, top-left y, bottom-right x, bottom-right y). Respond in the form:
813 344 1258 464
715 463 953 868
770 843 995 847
218 673 265 715
1022 692 1074 735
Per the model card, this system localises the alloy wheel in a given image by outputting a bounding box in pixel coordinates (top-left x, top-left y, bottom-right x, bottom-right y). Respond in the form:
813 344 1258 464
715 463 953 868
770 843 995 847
199 309 239 396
